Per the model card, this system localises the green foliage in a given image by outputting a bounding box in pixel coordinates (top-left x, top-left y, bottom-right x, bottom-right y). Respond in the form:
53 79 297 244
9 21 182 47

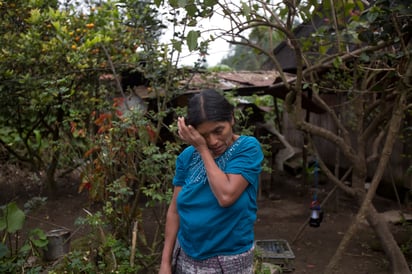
0 0 164 188
0 1 187 271
70 98 182 272
357 0 411 44
0 201 48 273
57 250 95 273
57 210 140 273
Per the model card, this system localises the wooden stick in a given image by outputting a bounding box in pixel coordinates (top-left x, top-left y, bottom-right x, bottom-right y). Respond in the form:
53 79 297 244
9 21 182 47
130 221 138 267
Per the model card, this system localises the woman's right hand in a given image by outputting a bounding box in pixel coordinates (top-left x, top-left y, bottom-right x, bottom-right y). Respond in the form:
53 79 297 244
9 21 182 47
177 117 207 149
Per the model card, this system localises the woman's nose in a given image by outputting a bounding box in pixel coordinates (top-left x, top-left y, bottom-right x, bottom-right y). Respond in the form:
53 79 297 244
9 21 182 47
206 134 218 146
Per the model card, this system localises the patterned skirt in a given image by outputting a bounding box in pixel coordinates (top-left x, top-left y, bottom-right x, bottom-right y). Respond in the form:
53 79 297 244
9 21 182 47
173 243 254 274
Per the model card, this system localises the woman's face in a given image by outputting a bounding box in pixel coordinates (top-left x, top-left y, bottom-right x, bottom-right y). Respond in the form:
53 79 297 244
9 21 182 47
195 120 235 157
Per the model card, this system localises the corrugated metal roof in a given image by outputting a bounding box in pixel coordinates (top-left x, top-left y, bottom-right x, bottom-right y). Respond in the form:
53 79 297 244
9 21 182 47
118 70 324 113
181 70 295 91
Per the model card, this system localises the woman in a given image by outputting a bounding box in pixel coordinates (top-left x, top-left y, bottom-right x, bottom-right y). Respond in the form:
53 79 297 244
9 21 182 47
159 89 263 274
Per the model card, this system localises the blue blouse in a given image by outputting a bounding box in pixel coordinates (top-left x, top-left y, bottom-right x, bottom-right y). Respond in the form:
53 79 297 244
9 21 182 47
173 135 263 260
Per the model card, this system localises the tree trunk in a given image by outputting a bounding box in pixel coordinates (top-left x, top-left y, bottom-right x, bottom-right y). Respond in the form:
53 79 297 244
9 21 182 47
45 95 65 194
324 90 410 273
45 149 60 194
366 205 412 274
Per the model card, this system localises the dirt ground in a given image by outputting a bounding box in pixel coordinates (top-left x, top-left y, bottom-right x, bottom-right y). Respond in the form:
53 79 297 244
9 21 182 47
1 165 411 274
256 173 411 274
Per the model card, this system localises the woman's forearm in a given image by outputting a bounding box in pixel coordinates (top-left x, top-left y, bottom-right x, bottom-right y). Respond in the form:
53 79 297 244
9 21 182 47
161 211 179 263
198 147 248 207
159 186 181 274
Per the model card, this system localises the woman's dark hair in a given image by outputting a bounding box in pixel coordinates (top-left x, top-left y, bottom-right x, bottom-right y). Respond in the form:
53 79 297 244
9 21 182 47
186 89 234 128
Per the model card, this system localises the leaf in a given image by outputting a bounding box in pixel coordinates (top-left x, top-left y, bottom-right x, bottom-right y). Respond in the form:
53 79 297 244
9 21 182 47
27 9 41 24
19 242 32 253
359 52 370 62
319 45 329 55
241 2 251 16
187 18 197 27
0 202 26 234
29 228 48 248
204 0 217 7
168 0 178 8
186 30 199 51
34 130 42 146
332 56 342 68
367 9 379 23
51 21 60 31
185 3 197 17
153 0 162 7
0 243 9 259
358 29 374 43
172 39 182 52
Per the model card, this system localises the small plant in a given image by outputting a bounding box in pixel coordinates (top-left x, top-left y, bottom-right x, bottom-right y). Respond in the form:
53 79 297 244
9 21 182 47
254 247 284 274
71 98 182 272
53 209 143 273
0 201 48 273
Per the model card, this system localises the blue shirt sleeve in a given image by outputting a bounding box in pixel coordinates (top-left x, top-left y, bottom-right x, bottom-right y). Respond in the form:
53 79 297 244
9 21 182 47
173 146 195 186
225 136 263 191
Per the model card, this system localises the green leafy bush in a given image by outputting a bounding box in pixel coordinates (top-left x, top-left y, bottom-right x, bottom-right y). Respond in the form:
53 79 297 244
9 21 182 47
0 201 48 273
